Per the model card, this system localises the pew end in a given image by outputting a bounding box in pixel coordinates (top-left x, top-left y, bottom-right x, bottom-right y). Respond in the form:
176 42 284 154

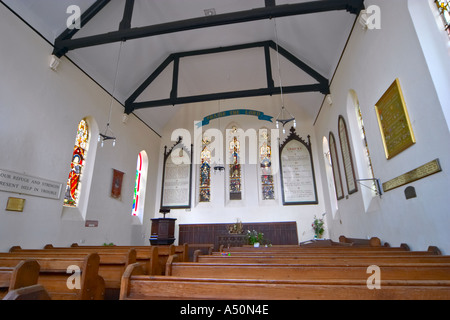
3 284 51 300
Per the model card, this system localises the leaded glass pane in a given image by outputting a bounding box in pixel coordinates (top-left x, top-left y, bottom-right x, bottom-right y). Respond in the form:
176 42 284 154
64 119 89 207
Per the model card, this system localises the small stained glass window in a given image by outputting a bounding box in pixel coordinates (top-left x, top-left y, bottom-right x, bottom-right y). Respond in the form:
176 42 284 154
436 0 450 37
229 132 242 201
199 138 212 203
64 119 89 207
132 152 143 216
132 151 148 222
259 129 275 200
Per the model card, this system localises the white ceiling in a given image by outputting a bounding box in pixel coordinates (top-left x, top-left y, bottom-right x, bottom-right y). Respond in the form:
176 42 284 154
3 0 357 135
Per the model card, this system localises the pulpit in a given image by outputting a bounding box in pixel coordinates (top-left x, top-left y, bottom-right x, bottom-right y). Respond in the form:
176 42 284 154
150 218 177 245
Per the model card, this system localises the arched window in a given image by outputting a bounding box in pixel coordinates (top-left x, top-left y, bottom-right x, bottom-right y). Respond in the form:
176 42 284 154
338 116 358 195
64 119 90 207
354 95 376 194
132 151 148 223
199 138 212 203
435 0 450 37
259 128 275 200
228 126 242 201
323 136 339 217
329 132 344 201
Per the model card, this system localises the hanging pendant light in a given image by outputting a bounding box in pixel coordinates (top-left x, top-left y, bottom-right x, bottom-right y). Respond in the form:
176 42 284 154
274 19 296 134
99 41 124 147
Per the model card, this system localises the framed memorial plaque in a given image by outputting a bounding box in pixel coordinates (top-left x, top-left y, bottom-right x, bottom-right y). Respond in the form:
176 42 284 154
375 78 415 160
160 137 193 210
279 128 318 206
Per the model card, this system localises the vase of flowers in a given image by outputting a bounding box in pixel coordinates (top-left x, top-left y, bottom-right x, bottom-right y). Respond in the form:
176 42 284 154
312 215 325 239
246 230 264 246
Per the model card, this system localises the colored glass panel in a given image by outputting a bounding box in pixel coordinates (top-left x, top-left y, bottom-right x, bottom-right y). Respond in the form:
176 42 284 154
199 143 211 203
64 119 89 207
229 135 242 200
259 129 275 200
436 0 450 37
132 153 143 215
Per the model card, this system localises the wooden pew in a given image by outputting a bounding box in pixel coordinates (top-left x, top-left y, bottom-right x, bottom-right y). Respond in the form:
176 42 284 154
9 247 136 299
120 263 450 300
66 243 190 263
3 284 51 300
339 235 386 247
195 253 450 265
218 244 412 254
53 243 189 272
0 260 40 299
0 253 104 300
166 255 450 281
212 247 440 257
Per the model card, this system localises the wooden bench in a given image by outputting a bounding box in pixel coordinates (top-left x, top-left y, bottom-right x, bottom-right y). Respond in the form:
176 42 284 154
53 243 189 273
66 243 189 263
339 235 386 247
217 244 412 254
120 263 450 300
0 260 40 300
195 253 450 265
166 255 450 281
0 253 104 300
9 247 136 299
3 284 51 300
212 247 440 257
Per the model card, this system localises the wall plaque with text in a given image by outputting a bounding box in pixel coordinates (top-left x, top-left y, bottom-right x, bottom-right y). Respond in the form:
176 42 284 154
160 138 193 210
0 169 62 200
279 128 318 205
383 159 442 192
375 78 416 160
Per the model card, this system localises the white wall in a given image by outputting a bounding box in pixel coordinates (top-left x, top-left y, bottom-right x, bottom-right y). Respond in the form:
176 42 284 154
0 5 161 251
314 0 450 253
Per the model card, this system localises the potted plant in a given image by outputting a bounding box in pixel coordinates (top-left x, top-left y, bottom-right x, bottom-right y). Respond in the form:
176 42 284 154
246 230 265 247
312 216 325 239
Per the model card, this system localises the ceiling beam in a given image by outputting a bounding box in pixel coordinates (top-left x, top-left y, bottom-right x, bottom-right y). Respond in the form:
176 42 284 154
53 0 365 57
124 40 330 114
119 0 135 31
130 84 328 111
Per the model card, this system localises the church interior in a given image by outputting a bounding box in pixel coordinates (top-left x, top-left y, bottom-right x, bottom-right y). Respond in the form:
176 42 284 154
0 0 449 301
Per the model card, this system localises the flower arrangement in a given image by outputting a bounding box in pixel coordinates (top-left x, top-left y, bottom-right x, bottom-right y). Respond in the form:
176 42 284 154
312 216 325 238
246 230 265 245
227 219 244 234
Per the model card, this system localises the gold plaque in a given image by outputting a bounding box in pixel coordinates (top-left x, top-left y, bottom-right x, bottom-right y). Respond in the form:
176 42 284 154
6 197 26 212
383 159 442 192
375 79 416 160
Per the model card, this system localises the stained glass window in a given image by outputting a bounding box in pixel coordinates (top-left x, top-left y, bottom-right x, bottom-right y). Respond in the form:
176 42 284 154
259 129 275 200
436 0 450 37
132 151 148 222
132 152 143 216
199 138 212 203
64 119 89 207
229 130 242 201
